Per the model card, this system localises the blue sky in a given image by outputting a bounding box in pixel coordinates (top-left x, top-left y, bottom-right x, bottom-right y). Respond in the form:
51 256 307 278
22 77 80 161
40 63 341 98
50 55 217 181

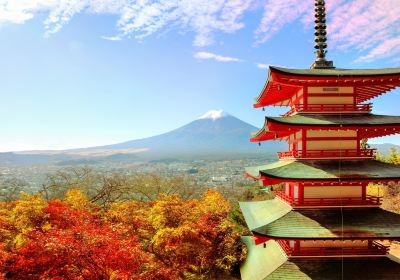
0 0 400 151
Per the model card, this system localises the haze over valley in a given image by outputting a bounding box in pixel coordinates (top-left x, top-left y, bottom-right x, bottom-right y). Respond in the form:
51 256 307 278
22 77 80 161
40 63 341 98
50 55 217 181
0 110 283 193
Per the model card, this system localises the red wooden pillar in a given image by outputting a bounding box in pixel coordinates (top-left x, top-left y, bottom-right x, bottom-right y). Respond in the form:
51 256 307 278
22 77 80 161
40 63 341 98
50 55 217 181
295 240 301 254
299 183 304 204
356 129 361 156
291 130 297 154
260 176 268 187
303 86 308 111
302 128 306 156
361 183 367 200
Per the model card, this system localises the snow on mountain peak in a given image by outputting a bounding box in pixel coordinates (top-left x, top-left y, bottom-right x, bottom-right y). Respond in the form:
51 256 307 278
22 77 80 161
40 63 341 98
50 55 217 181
199 110 229 121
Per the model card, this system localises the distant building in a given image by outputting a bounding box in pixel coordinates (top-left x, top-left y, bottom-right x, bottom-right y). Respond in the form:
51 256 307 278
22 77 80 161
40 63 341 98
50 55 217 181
211 176 228 182
240 1 400 279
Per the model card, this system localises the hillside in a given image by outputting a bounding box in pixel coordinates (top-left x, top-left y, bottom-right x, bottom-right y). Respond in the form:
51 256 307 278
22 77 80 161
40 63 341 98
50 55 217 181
1 110 284 165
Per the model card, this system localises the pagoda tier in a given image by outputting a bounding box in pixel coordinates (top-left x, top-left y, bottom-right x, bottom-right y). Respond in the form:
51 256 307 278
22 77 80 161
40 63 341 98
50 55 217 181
240 237 400 280
245 160 400 208
240 199 398 260
240 199 400 240
255 66 400 112
251 114 400 160
253 114 400 139
253 114 400 136
246 160 400 184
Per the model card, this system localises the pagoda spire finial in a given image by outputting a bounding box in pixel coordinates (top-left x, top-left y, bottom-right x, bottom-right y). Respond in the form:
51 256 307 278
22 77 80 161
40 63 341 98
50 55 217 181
311 0 335 69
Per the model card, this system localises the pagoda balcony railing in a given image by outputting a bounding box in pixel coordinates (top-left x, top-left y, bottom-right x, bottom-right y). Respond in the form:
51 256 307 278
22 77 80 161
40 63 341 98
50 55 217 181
275 190 382 207
278 149 376 160
277 240 389 257
282 103 372 116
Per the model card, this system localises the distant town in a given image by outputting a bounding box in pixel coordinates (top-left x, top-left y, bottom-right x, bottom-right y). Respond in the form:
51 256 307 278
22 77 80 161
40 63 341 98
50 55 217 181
0 156 272 194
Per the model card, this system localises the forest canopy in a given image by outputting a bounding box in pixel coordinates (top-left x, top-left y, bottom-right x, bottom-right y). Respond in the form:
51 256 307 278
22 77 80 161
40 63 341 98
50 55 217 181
0 169 249 279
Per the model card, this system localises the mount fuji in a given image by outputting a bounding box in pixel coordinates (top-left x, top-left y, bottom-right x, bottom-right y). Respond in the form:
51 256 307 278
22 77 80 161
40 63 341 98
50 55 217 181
92 110 284 158
3 110 285 164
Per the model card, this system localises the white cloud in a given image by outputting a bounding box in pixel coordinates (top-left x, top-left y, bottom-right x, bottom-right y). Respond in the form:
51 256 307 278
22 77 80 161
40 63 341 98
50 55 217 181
102 35 122 41
0 0 252 47
254 0 400 62
356 37 400 62
193 51 242 62
328 0 400 62
0 0 400 62
255 0 312 44
255 63 269 69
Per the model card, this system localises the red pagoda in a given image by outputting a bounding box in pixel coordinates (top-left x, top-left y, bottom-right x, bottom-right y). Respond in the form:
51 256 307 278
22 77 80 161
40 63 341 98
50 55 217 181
240 1 400 279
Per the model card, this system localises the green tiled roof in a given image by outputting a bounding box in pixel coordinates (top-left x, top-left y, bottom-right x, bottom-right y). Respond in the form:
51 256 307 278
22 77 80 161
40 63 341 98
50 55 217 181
266 114 400 127
246 160 400 180
245 161 291 178
240 235 400 280
270 66 400 77
240 237 287 280
241 200 400 239
239 199 291 230
265 258 400 280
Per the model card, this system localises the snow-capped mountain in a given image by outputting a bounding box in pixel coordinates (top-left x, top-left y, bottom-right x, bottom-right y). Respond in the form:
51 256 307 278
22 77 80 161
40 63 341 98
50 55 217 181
199 110 229 121
88 110 283 157
3 110 284 164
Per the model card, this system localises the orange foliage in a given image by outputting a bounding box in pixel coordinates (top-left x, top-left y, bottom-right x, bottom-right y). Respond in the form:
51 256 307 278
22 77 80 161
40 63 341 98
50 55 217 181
0 189 245 279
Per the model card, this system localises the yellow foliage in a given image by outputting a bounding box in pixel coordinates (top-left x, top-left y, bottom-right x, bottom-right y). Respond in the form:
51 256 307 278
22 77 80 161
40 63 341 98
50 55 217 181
0 208 12 246
149 194 197 230
199 189 230 216
367 183 386 197
107 201 152 239
10 193 47 248
12 193 46 229
64 189 96 212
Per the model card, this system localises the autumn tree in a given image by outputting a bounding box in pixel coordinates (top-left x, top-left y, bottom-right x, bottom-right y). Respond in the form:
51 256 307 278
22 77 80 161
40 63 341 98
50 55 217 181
40 166 98 199
0 178 27 203
124 173 204 201
0 180 246 279
40 167 207 210
108 190 246 279
4 191 169 279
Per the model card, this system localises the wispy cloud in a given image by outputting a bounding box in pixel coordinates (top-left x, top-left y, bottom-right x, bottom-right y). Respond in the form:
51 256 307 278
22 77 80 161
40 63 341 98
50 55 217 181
254 0 400 62
328 0 400 62
194 52 242 62
356 37 400 62
255 63 269 69
0 0 399 62
255 0 312 45
0 0 252 47
102 35 122 41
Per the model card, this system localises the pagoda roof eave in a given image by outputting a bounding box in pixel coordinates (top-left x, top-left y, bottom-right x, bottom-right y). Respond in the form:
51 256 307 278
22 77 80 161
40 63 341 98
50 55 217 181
253 65 400 107
270 65 400 77
251 114 400 142
254 79 300 108
264 257 400 279
241 236 400 280
245 160 400 182
240 199 400 240
266 113 400 127
250 129 292 142
240 237 287 280
239 199 292 231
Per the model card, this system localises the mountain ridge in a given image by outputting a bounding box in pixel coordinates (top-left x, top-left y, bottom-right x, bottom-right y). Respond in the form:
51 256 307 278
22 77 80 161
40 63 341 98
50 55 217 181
90 110 282 156
1 110 283 164
2 110 398 165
